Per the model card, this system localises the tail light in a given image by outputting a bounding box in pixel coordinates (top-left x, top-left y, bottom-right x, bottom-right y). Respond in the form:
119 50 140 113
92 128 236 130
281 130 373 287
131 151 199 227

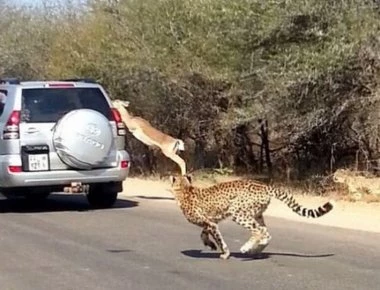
8 165 22 173
3 110 20 139
111 108 126 136
120 160 129 169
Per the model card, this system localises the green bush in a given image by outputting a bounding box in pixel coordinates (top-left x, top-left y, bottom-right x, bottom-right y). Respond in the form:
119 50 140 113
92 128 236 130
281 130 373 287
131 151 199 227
1 0 380 177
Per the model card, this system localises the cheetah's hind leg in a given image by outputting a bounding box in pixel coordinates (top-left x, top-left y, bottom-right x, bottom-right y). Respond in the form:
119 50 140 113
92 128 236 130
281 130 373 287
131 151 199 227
200 227 217 251
248 214 272 255
232 212 270 255
231 211 260 254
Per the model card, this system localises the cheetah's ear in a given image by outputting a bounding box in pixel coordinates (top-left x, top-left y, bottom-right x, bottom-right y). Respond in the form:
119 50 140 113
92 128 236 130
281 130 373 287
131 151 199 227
169 175 176 185
184 174 193 184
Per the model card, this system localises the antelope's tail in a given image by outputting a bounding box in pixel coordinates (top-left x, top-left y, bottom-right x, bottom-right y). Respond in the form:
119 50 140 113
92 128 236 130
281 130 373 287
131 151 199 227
175 139 185 151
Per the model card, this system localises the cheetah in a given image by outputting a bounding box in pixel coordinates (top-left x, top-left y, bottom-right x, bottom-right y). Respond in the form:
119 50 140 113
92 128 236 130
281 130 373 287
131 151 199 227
169 175 335 260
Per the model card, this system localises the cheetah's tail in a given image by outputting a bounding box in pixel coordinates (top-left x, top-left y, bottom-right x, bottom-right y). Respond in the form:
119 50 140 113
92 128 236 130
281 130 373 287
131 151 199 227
273 188 335 218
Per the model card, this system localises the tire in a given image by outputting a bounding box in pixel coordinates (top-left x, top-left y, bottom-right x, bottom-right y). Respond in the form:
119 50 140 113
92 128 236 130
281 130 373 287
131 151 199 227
86 189 118 209
52 109 115 169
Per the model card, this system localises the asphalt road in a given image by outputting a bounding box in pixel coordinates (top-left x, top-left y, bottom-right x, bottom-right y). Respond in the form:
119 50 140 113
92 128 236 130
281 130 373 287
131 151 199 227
0 194 379 290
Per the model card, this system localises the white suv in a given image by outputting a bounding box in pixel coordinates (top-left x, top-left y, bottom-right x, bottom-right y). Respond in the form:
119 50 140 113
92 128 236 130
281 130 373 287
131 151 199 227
0 78 130 208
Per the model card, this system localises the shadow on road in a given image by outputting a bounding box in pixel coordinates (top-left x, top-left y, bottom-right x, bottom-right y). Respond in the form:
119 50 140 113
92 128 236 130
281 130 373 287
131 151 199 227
107 249 133 253
181 249 334 261
133 195 174 201
0 194 139 213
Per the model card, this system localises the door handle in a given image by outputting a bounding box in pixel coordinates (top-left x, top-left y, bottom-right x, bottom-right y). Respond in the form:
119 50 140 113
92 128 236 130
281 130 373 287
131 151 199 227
26 127 39 134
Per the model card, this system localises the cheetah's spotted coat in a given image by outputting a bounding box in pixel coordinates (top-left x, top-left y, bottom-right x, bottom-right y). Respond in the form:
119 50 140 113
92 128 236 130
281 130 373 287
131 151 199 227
170 175 335 260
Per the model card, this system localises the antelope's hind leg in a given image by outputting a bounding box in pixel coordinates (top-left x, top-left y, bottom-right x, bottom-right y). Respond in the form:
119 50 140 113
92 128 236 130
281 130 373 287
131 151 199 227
163 151 187 175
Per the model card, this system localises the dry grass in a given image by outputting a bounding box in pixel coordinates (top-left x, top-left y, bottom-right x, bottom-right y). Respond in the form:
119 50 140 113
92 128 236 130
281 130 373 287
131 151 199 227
133 169 380 204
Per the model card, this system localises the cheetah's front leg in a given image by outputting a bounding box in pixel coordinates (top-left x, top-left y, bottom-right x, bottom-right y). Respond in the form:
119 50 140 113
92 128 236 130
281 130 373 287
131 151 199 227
200 228 217 251
206 222 230 260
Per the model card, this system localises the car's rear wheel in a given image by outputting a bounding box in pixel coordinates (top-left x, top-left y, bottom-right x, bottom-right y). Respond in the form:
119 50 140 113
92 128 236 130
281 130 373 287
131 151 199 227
86 187 118 208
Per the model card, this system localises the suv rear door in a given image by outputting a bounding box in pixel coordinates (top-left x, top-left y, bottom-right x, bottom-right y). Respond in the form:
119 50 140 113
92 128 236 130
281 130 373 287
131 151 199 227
18 84 118 171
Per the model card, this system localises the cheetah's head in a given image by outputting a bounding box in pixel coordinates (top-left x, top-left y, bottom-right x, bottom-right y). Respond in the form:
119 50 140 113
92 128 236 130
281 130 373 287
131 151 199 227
169 174 193 191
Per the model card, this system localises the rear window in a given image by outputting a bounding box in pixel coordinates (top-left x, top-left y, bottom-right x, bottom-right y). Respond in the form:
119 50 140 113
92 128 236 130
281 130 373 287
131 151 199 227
21 87 113 123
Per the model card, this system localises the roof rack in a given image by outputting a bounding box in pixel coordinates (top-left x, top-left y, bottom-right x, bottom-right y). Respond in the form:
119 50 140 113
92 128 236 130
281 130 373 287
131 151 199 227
61 78 98 84
0 78 20 85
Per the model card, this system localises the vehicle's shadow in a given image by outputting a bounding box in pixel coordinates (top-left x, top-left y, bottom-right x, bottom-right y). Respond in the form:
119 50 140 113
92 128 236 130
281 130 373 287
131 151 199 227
0 193 139 213
181 249 334 261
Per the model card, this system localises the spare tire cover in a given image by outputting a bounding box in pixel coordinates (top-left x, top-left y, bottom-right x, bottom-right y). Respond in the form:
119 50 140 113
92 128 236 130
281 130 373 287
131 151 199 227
53 109 114 169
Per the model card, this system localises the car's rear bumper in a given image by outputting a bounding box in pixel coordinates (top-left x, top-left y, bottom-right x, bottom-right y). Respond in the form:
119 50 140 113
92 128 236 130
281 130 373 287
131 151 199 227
0 151 130 188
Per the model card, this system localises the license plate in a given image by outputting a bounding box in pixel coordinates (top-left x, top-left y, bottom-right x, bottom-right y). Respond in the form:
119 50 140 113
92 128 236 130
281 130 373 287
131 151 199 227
28 154 49 171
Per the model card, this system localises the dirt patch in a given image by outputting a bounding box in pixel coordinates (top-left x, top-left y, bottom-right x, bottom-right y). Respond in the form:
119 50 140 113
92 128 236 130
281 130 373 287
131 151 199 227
121 176 380 233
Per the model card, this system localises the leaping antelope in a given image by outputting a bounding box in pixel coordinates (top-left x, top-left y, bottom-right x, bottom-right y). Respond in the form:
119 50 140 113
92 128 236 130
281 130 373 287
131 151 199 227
112 99 187 175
